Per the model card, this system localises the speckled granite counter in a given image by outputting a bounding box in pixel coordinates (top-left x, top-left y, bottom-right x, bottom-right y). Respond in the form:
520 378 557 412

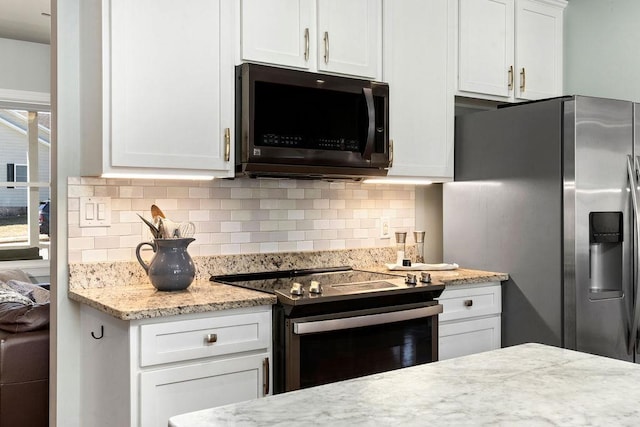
68 280 276 320
68 247 507 320
169 343 640 426
365 266 508 287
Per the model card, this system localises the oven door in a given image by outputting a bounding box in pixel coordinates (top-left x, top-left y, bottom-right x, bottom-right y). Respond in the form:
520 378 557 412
284 302 442 392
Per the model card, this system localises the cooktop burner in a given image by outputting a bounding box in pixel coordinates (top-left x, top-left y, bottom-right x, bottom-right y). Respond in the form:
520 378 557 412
211 266 444 306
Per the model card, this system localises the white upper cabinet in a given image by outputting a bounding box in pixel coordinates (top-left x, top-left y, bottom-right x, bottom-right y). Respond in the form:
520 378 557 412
80 0 235 179
457 0 566 102
383 0 454 181
241 0 381 79
241 0 315 70
515 0 564 100
316 0 380 78
458 0 514 98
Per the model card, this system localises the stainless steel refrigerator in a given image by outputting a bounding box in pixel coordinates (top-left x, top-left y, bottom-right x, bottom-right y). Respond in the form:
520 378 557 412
444 96 640 362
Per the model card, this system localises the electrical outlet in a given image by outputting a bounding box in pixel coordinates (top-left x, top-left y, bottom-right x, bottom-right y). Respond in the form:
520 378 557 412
380 217 390 239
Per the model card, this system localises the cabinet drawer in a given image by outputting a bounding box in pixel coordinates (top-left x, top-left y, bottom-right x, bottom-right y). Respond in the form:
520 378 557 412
140 309 271 367
439 316 501 360
437 282 501 322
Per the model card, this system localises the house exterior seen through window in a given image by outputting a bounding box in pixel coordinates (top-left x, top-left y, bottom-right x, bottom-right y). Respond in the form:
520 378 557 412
0 109 51 259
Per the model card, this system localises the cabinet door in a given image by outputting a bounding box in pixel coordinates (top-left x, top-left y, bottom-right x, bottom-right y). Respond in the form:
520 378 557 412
108 0 233 175
317 0 381 79
140 354 270 427
458 0 514 98
241 0 315 70
383 0 454 180
515 0 564 100
439 316 501 360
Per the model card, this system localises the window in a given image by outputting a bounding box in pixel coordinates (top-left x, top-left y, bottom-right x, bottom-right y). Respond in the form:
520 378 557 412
14 164 28 182
6 163 28 187
0 109 51 259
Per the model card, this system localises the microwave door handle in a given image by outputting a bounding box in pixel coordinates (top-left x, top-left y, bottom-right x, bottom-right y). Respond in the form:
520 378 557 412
362 87 375 160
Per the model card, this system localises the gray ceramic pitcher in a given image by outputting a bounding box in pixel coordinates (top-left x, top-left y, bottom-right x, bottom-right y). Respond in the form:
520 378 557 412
135 238 196 291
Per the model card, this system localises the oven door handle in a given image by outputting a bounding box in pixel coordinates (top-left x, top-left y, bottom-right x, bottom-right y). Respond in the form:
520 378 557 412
292 305 443 335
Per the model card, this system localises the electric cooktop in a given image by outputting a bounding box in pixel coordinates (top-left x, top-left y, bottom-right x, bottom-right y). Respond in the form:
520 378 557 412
212 266 444 306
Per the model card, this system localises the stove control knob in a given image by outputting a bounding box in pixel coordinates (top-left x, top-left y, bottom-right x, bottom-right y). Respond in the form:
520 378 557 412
405 273 417 285
309 280 323 294
420 272 431 283
290 282 304 296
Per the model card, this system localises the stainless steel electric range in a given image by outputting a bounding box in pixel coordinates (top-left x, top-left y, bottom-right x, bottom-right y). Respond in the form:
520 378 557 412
212 266 444 394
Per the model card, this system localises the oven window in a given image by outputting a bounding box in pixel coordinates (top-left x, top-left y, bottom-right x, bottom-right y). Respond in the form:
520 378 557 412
298 317 435 389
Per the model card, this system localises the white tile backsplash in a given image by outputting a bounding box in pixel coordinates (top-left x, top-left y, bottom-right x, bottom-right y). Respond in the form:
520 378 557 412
68 176 416 263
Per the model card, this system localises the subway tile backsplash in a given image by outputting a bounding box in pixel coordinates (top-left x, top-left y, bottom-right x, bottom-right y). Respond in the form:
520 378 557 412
68 177 416 263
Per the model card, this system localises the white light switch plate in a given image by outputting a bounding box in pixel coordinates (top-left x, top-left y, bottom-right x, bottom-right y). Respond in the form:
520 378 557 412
80 196 111 227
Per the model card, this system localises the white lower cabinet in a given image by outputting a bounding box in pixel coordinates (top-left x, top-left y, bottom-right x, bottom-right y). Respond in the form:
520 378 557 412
80 305 272 427
437 282 502 360
140 354 268 427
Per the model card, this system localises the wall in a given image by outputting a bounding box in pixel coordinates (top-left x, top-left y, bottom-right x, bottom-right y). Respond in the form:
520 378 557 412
415 184 443 263
0 38 50 95
67 177 416 263
53 0 83 424
564 0 640 101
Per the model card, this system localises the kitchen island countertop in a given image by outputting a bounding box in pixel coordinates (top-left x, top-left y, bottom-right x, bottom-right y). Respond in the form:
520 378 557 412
169 343 640 426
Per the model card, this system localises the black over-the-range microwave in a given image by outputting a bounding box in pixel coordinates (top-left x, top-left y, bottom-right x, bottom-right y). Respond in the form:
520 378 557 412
235 63 390 180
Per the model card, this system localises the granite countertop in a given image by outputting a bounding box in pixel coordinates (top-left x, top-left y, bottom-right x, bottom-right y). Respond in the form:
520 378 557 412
169 343 640 426
68 280 276 320
68 267 507 320
365 265 508 287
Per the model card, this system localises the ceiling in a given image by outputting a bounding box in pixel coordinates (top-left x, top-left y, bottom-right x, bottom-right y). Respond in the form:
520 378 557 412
0 0 51 45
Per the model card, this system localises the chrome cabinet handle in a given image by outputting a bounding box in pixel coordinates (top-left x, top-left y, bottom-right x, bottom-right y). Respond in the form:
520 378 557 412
304 28 310 61
323 31 329 64
520 67 526 92
508 65 514 90
206 333 218 344
464 299 473 307
389 139 394 167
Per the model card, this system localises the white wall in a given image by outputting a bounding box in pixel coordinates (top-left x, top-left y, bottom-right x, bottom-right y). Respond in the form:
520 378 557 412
52 0 82 425
564 0 640 102
415 185 443 263
0 38 50 95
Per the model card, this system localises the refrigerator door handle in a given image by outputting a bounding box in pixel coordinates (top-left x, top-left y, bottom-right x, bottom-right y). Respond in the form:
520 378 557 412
626 155 640 355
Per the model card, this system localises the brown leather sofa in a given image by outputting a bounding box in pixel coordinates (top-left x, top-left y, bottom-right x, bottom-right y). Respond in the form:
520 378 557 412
0 328 49 426
0 269 49 427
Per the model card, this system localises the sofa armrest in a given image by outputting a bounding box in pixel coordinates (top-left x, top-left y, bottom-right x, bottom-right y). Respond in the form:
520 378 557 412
0 329 49 384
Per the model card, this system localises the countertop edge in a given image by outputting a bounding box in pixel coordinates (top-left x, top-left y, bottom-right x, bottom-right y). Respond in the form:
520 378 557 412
68 268 507 321
68 283 277 321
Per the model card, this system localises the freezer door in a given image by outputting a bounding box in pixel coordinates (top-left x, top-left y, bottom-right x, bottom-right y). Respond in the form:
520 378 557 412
566 96 634 361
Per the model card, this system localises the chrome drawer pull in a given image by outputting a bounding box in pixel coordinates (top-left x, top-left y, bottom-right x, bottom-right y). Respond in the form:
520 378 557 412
464 300 473 307
206 333 218 344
